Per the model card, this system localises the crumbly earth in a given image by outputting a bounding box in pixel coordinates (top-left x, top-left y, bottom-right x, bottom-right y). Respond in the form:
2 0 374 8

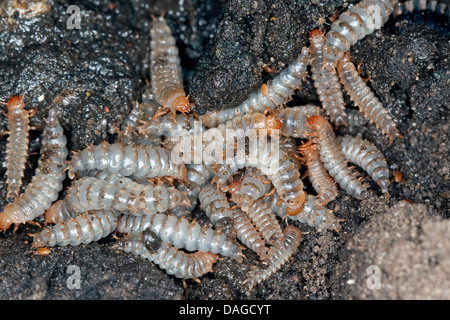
0 0 448 300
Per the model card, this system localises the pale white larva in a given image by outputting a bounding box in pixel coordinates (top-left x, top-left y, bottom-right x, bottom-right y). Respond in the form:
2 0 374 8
273 105 322 139
0 108 68 231
236 168 272 212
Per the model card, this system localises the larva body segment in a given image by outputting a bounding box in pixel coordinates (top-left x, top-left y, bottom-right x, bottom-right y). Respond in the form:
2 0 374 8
323 0 398 64
306 115 368 200
67 142 187 181
61 176 189 216
273 105 322 139
0 109 68 231
337 134 390 195
217 112 282 137
198 183 235 237
298 140 338 207
137 112 193 138
4 96 32 199
269 193 343 233
346 109 369 127
238 168 271 212
116 213 244 262
243 225 302 290
231 206 269 260
115 231 219 280
337 51 400 142
247 198 284 248
32 210 120 247
309 30 348 126
150 15 191 116
198 47 310 128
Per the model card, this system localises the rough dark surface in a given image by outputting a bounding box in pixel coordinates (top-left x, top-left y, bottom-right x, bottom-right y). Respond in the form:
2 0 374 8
0 0 449 300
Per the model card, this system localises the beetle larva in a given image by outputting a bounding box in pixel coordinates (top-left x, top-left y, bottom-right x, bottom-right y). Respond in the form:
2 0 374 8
150 15 191 119
59 176 189 216
115 230 219 280
247 198 284 248
198 46 310 128
298 140 338 207
243 225 302 290
346 108 369 127
116 213 244 262
216 112 282 137
309 29 348 126
3 96 36 199
323 0 398 65
306 115 368 200
32 210 120 247
337 51 401 142
237 168 271 212
231 206 269 260
0 108 68 231
337 134 390 196
268 192 342 232
273 105 322 139
198 183 235 237
67 142 187 181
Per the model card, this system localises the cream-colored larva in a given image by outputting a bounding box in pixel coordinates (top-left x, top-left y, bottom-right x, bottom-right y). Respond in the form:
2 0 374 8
198 183 235 237
198 47 310 128
298 140 338 207
243 225 302 290
231 206 269 260
150 15 191 119
237 168 271 212
57 176 189 216
32 210 120 247
114 230 219 281
323 0 398 65
67 141 187 181
116 213 244 262
3 96 36 199
337 51 401 142
273 105 322 139
247 198 284 249
337 134 390 196
0 108 68 231
306 115 368 200
309 29 348 126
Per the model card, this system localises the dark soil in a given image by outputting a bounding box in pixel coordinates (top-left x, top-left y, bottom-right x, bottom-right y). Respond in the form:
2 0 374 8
0 0 448 300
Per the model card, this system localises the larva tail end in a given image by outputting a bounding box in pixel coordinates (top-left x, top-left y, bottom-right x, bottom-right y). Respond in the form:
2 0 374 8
44 200 63 225
0 213 14 232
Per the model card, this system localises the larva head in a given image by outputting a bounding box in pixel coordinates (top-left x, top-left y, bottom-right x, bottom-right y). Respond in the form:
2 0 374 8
227 179 241 203
283 225 302 240
298 140 318 156
172 95 192 113
265 116 282 135
0 212 14 232
7 96 25 111
306 115 326 132
308 29 325 46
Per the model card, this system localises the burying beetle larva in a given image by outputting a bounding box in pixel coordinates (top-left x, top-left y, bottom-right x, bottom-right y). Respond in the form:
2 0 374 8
309 29 348 126
273 105 322 139
116 213 244 262
306 115 368 200
337 50 401 143
0 108 68 231
2 96 37 199
243 225 302 291
234 168 271 212
150 15 192 120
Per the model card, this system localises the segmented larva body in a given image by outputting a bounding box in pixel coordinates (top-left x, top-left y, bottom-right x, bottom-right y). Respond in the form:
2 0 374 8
231 206 269 260
346 109 369 127
4 96 33 199
337 134 390 195
243 225 302 290
137 112 193 138
337 51 400 142
67 142 187 181
216 112 282 137
198 183 235 237
268 193 342 232
237 168 271 212
323 0 398 65
116 213 244 262
298 140 338 207
186 163 213 188
150 15 191 116
32 210 120 247
198 47 310 128
306 115 368 200
0 108 68 231
247 198 284 248
115 231 219 280
60 176 189 216
273 105 322 139
309 30 348 126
